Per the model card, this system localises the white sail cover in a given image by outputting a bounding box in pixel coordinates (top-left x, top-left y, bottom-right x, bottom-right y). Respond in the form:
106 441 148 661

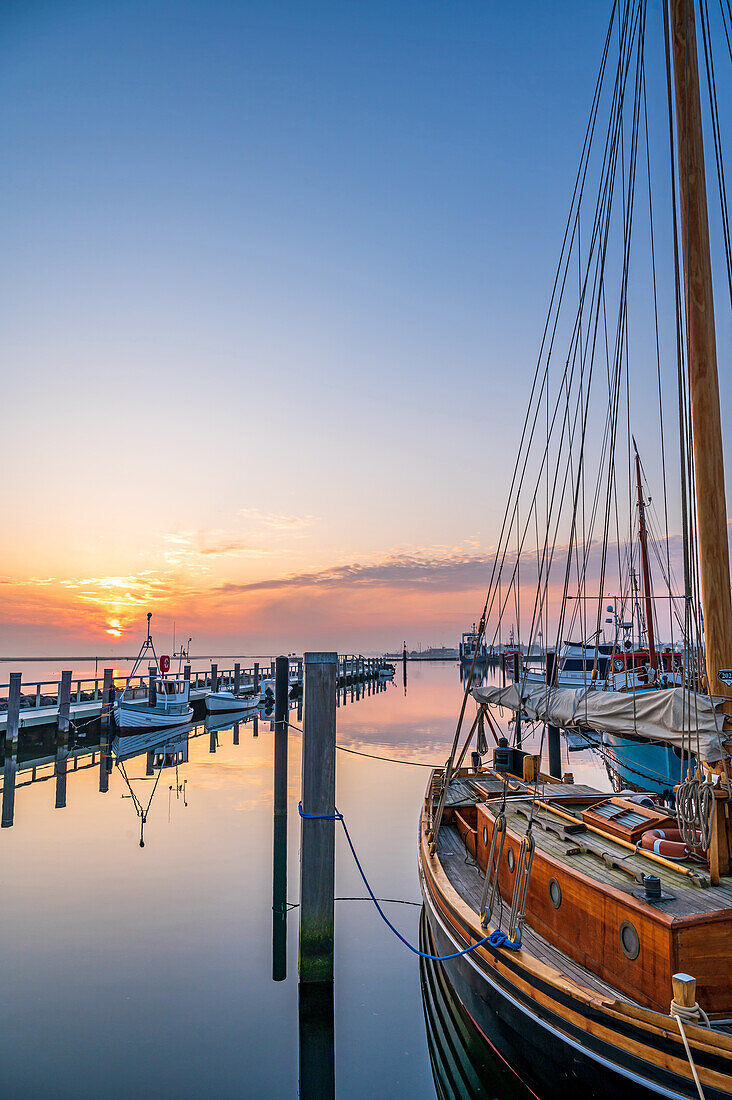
472 683 728 763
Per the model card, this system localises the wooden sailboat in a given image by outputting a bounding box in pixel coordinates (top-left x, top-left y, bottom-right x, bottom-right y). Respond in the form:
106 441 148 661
419 1 732 1095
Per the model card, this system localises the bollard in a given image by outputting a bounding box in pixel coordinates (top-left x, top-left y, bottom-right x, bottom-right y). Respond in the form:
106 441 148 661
299 652 337 983
55 670 72 809
2 673 21 827
234 663 240 695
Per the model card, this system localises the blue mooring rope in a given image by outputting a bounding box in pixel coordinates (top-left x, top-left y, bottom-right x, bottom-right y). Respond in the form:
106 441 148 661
297 802 522 960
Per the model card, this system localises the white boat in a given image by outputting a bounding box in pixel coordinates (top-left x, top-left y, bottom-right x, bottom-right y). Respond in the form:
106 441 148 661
112 614 193 730
378 665 395 679
205 690 263 714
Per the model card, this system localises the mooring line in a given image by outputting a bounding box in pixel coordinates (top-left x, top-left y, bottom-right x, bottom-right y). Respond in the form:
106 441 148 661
285 721 439 768
297 803 521 961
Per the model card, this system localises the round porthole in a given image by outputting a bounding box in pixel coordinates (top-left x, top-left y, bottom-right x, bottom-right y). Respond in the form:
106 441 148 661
549 878 562 909
619 920 640 960
507 847 515 873
483 825 489 846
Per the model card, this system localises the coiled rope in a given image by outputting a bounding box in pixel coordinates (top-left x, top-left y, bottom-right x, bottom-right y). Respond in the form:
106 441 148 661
297 803 521 960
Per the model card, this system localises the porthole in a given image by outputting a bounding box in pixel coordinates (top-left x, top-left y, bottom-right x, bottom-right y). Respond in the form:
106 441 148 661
507 847 515 873
549 878 562 909
619 920 640 960
483 825 489 846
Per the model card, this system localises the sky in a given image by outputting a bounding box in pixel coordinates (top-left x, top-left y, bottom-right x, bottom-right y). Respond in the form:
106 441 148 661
1 0 730 656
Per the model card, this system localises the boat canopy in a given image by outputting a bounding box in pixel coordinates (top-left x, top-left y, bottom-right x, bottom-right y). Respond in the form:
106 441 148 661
471 683 728 763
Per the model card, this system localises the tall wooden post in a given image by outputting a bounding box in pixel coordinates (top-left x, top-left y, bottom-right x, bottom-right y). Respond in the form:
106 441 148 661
233 721 240 746
299 652 337 983
546 651 562 779
2 673 21 828
513 652 522 749
148 666 157 707
670 0 732 705
99 669 113 794
253 662 260 693
211 663 218 693
55 670 72 809
234 662 241 695
274 657 289 816
273 655 289 982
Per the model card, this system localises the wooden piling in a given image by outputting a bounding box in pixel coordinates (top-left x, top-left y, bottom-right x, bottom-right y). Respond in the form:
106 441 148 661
274 657 289 818
254 662 260 693
99 669 113 793
211 663 218 693
148 665 157 707
545 652 561 778
233 721 240 746
273 655 290 982
234 662 240 694
55 670 72 809
2 673 21 828
299 651 337 984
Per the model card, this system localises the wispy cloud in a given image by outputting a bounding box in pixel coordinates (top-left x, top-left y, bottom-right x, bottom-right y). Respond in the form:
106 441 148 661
238 509 318 533
215 546 496 596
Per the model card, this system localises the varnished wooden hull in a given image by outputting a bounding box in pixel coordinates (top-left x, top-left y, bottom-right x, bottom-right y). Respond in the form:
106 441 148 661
419 809 732 1099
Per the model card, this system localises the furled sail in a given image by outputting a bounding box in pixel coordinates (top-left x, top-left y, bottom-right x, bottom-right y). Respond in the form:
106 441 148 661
472 683 728 763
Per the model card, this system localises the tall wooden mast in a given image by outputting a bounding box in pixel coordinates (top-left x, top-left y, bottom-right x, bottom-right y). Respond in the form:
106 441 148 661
670 0 732 705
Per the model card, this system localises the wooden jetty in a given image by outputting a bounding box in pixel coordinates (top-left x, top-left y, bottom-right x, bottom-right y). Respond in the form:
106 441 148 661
0 654 392 731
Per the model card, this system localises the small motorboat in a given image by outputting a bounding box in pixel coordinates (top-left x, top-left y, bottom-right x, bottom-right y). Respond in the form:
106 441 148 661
113 615 193 730
205 690 263 714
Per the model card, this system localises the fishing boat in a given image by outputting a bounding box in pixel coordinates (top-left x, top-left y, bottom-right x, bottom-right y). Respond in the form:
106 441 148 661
379 664 396 680
113 614 193 729
420 1 732 1095
205 689 263 714
460 626 488 665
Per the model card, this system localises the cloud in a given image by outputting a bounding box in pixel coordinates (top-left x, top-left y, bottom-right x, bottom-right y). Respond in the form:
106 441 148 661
238 509 318 533
215 547 498 596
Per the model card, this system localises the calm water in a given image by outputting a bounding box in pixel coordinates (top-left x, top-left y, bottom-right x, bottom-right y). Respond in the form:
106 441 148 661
1 661 607 1098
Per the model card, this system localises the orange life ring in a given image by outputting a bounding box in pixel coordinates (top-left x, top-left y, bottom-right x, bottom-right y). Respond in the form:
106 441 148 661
640 827 704 860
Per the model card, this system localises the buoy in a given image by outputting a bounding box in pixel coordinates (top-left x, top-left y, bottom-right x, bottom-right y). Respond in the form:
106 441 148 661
641 827 704 860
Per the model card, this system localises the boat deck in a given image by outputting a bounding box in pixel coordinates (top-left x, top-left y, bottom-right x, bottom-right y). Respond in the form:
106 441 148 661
437 823 641 1005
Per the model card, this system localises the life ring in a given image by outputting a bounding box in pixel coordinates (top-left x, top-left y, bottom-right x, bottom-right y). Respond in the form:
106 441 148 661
640 827 704 860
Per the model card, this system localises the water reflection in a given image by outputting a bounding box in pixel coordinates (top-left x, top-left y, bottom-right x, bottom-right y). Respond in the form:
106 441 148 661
1 660 615 1097
419 911 533 1099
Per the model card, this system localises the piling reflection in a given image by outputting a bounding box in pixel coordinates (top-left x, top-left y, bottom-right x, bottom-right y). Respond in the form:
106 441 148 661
298 982 335 1100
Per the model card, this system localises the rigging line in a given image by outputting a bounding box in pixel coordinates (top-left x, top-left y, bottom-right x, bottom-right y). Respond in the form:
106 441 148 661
720 0 732 63
484 0 632 645
490 0 641 671
477 0 620 628
699 0 732 307
641 56 675 653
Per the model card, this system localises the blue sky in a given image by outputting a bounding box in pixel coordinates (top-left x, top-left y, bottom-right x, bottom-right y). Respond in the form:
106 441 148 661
1 0 730 651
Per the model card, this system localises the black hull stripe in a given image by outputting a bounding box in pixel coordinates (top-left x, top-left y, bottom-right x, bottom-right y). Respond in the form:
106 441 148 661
421 860 731 1091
